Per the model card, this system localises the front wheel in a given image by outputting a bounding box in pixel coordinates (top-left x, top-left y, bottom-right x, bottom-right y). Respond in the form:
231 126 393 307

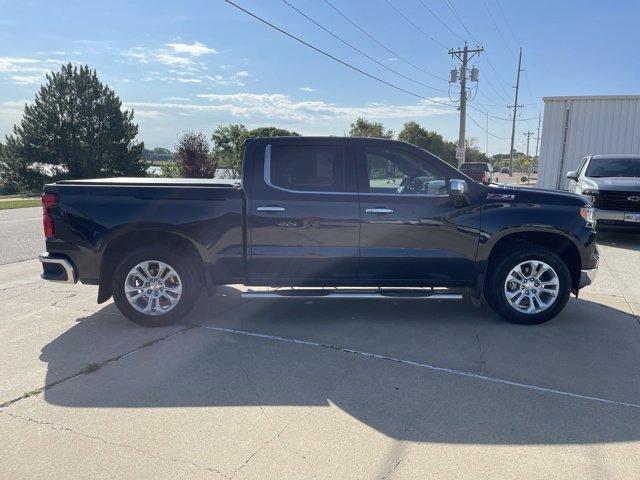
485 247 571 325
112 246 200 327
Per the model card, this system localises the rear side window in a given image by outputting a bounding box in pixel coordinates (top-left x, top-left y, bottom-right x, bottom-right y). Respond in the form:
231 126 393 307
269 145 346 192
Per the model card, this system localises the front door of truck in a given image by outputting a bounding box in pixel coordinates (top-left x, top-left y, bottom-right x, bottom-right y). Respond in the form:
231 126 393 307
247 140 360 283
357 144 479 284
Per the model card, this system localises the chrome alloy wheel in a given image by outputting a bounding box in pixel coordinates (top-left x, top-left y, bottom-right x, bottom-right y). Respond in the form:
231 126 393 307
504 260 560 314
124 260 183 316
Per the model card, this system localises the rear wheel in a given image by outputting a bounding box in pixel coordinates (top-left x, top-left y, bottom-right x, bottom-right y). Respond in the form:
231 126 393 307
485 247 571 325
112 246 200 327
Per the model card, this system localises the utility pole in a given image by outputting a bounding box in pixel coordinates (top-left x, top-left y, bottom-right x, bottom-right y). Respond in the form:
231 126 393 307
449 43 484 167
508 47 523 177
534 112 542 158
486 112 489 157
523 131 534 158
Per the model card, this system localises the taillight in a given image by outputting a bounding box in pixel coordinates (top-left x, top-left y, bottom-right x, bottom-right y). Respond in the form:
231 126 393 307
42 193 58 238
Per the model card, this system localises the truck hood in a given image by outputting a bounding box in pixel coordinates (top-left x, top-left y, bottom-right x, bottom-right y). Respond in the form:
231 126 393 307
489 183 586 205
583 176 640 192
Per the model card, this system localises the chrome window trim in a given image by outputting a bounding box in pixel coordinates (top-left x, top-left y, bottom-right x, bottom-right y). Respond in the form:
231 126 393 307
264 144 450 198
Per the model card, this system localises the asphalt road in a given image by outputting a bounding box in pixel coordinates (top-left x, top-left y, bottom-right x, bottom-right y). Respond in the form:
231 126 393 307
1 217 640 477
0 206 44 265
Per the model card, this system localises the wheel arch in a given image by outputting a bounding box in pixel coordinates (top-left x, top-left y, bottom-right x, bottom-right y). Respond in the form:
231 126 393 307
483 230 582 291
98 230 205 303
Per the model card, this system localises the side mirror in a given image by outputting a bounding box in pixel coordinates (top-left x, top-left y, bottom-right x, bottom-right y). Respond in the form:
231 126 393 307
449 179 468 196
566 170 579 181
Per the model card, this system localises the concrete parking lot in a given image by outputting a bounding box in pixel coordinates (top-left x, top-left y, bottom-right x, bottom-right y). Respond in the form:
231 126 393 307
1 209 640 478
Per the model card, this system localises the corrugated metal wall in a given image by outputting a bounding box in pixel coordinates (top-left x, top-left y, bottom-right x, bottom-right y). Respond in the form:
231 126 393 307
538 96 640 190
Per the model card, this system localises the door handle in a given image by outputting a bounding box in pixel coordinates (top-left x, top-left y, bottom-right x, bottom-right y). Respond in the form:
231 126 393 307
257 206 286 212
365 208 394 214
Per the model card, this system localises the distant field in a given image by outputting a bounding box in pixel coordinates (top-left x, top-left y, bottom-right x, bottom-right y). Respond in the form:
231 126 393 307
0 198 41 210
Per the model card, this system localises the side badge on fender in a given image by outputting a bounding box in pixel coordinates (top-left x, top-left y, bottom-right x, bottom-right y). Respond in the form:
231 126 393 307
487 193 516 200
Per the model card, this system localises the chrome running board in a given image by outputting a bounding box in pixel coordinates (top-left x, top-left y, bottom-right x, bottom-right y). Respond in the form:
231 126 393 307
242 288 463 300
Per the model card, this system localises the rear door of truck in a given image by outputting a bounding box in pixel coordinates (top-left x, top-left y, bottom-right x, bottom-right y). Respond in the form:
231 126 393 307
246 138 360 284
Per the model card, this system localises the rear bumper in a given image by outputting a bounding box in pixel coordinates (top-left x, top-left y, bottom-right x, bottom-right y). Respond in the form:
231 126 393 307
578 268 598 289
39 252 77 284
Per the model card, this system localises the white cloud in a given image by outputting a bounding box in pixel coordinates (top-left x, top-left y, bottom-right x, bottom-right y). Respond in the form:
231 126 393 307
155 53 194 66
299 87 315 92
125 93 455 124
235 70 249 77
10 75 43 85
0 57 45 73
166 96 190 101
134 110 165 119
166 41 217 56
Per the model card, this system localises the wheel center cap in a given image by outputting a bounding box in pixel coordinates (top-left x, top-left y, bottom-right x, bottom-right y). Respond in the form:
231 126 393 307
524 280 535 290
150 281 160 292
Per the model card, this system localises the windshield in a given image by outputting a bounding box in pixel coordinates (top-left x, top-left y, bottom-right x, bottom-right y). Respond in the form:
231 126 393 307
585 157 640 177
460 163 489 172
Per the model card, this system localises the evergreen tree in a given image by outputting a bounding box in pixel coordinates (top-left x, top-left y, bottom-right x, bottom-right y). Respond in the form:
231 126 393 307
0 63 145 191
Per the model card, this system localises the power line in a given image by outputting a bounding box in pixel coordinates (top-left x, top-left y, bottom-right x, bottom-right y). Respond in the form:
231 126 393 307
494 0 521 46
440 0 514 92
223 0 458 107
442 0 481 44
415 0 465 42
383 0 449 49
321 0 448 81
467 112 511 140
280 0 448 93
480 0 515 58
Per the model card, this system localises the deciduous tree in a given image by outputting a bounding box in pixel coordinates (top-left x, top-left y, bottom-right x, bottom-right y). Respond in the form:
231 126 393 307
175 131 216 178
348 117 393 139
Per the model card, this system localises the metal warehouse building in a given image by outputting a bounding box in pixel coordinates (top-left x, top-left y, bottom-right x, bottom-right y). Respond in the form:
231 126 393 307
537 95 640 190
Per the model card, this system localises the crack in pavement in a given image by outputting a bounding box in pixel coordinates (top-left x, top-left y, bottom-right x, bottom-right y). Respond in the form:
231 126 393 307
0 410 230 478
198 325 640 410
380 459 404 480
473 317 486 375
0 326 193 408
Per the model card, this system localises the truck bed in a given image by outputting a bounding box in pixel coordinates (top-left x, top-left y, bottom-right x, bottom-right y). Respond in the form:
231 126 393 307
54 177 241 188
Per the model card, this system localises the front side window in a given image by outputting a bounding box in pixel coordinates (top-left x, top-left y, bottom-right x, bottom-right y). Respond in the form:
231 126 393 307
270 145 346 192
366 146 447 195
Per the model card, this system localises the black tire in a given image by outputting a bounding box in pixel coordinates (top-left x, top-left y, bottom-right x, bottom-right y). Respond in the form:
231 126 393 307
485 246 571 325
112 245 201 327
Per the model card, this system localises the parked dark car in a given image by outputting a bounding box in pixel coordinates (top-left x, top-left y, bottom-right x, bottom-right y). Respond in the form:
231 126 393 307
459 162 493 183
567 154 640 228
500 167 511 174
39 137 598 326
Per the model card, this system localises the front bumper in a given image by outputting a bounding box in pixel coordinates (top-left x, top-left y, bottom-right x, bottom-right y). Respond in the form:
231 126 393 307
595 208 638 222
578 268 598 289
39 252 77 284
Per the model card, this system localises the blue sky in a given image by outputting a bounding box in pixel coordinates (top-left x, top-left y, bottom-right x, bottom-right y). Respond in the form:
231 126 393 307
1 0 639 155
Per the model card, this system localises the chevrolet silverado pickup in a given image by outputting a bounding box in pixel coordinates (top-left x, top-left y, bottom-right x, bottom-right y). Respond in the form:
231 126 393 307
567 154 640 228
39 137 599 326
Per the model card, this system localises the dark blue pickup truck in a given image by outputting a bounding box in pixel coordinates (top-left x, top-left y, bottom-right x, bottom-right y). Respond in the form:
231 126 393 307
39 137 598 326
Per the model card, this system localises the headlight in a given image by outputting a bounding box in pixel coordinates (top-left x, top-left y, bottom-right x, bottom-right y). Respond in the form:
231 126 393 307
580 205 596 226
580 188 599 204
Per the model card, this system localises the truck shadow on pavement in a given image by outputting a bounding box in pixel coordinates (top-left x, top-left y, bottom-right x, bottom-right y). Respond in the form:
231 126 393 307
39 283 640 445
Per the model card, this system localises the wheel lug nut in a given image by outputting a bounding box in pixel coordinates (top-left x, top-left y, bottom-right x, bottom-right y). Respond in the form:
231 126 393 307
154 292 158 296
147 290 151 294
